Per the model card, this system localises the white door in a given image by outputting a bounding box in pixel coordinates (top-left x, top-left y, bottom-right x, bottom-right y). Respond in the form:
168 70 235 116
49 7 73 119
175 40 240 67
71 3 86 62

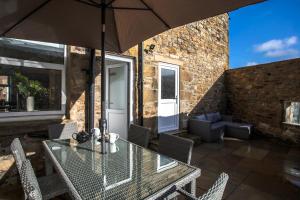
158 63 179 133
105 63 128 139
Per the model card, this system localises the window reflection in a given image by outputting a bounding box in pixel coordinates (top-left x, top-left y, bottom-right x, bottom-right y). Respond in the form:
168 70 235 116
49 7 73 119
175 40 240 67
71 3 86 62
156 154 178 173
284 101 300 125
0 65 61 112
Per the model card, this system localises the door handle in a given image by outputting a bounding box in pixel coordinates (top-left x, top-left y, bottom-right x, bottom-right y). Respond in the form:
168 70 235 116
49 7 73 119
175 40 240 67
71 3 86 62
175 95 178 104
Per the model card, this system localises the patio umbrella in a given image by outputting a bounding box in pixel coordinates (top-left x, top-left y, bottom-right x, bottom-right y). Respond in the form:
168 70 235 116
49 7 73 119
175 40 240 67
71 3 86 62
0 0 263 153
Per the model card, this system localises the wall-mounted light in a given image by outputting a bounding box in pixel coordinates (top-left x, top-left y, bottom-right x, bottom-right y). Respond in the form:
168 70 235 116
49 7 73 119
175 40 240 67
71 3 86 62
144 44 155 54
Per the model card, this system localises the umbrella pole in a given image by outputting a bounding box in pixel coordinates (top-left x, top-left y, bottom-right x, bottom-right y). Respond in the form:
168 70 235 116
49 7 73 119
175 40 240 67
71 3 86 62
88 48 95 132
100 0 107 154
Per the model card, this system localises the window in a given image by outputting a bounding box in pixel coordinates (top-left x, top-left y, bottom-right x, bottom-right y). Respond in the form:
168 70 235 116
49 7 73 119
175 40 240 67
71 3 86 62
0 38 65 121
284 101 300 125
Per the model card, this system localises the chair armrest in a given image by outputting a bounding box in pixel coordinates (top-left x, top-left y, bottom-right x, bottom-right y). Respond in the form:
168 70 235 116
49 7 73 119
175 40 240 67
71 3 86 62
222 115 233 122
188 119 211 135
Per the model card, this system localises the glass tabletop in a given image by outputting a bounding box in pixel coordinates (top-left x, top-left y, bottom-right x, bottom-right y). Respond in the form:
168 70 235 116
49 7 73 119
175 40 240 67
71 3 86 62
44 138 198 200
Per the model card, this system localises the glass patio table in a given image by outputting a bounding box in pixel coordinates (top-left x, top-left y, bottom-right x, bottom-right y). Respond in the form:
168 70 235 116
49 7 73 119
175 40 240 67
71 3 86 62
43 138 201 200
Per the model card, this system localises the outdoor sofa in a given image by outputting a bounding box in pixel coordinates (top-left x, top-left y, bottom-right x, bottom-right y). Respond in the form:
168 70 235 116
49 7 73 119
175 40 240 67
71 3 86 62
188 112 253 142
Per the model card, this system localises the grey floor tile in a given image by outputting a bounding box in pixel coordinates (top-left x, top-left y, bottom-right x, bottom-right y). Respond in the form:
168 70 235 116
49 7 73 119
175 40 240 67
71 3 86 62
226 184 281 200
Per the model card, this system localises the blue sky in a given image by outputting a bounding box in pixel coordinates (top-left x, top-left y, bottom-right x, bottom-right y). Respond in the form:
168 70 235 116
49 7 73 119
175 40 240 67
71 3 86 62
229 0 300 68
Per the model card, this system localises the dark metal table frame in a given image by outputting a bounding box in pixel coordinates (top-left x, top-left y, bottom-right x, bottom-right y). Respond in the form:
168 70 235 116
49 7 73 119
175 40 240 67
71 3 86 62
43 140 201 200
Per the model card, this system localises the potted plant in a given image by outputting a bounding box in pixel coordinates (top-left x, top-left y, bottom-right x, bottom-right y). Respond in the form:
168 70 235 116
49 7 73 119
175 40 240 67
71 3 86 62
14 72 47 111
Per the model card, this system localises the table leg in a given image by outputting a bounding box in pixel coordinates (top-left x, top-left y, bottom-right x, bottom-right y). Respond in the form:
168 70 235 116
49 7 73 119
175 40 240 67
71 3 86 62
45 153 54 175
185 179 196 197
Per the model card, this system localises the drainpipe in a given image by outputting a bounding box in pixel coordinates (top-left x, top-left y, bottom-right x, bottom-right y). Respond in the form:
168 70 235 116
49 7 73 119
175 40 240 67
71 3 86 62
88 48 96 131
138 42 144 126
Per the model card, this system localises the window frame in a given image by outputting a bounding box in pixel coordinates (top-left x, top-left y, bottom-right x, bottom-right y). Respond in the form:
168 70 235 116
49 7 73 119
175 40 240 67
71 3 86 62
0 56 66 122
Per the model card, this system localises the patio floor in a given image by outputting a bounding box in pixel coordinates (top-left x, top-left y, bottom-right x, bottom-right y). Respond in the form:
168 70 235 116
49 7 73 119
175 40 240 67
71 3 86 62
0 136 300 199
188 137 300 200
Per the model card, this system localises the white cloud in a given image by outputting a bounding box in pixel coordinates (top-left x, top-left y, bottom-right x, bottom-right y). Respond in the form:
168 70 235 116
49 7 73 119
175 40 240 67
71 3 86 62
265 49 299 58
254 36 299 58
286 36 298 46
246 62 258 66
255 39 284 52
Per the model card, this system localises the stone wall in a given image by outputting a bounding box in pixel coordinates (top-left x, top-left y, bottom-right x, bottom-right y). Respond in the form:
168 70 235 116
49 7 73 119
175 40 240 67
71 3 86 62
66 14 229 135
135 14 229 134
65 47 90 131
226 58 300 143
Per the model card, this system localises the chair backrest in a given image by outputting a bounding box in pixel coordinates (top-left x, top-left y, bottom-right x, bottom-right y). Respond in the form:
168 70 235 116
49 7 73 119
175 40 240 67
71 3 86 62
158 134 193 164
20 159 42 200
198 173 229 200
128 124 150 148
48 122 78 139
10 138 26 171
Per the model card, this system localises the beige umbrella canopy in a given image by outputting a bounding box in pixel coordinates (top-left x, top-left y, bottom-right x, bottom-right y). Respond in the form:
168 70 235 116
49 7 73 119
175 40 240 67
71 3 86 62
0 0 263 153
0 0 263 52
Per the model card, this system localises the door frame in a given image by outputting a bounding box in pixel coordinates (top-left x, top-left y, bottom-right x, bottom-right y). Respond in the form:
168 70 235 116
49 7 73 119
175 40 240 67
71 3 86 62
105 54 134 137
157 62 180 133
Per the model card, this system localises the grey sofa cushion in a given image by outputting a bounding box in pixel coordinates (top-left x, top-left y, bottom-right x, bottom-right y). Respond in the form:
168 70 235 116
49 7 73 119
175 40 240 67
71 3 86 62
193 114 207 120
193 112 222 122
211 121 226 130
206 112 222 123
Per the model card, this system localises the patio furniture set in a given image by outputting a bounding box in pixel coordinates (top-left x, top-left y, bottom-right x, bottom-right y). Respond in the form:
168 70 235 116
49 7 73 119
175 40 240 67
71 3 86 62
10 122 229 200
189 112 253 142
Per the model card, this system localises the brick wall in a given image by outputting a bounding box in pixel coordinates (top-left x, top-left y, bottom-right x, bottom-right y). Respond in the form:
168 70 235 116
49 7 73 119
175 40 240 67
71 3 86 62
226 58 300 143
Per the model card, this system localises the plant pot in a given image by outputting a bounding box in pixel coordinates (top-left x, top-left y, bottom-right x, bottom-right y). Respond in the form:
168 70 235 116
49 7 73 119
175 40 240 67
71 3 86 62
26 96 34 112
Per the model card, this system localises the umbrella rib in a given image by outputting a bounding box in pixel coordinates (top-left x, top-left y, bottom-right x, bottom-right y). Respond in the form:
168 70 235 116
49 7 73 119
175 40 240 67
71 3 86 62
106 0 117 7
139 0 171 29
1 0 52 37
73 0 101 8
87 0 100 5
108 7 150 11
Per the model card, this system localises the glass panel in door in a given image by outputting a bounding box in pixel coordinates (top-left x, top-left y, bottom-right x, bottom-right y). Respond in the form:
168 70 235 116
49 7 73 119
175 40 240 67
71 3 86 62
108 67 125 110
161 68 176 99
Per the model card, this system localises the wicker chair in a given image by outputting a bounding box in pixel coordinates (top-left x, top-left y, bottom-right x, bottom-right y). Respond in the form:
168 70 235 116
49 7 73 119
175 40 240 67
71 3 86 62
48 122 78 140
10 138 26 171
177 173 229 200
20 159 68 200
158 134 194 164
128 124 150 148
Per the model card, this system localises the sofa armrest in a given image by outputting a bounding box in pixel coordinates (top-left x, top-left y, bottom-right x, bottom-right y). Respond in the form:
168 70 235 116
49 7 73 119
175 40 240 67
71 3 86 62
222 115 233 122
188 119 211 135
